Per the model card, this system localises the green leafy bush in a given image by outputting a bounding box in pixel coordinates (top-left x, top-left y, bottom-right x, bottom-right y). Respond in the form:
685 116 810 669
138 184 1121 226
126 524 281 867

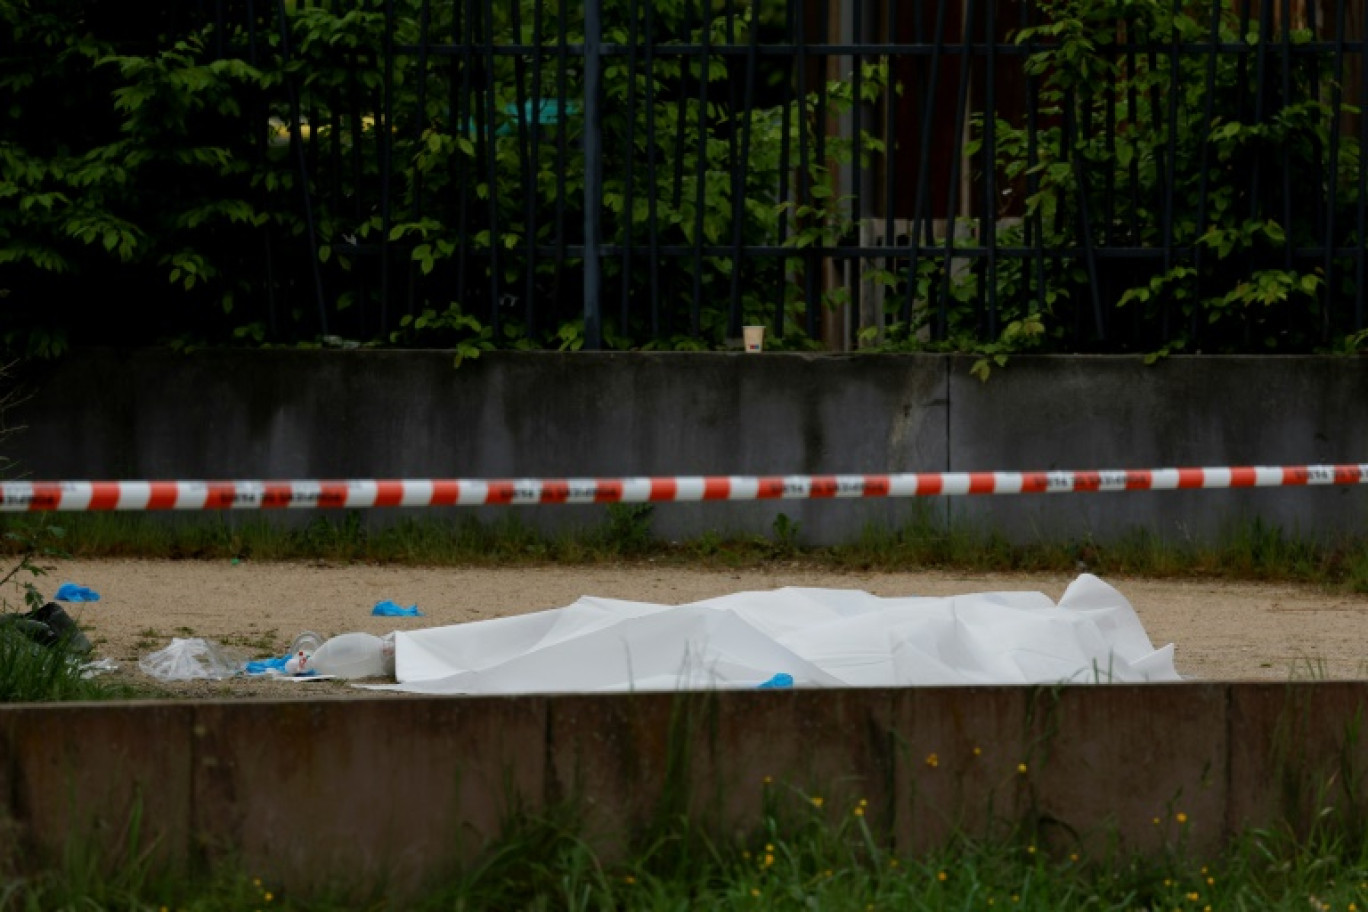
2 0 1363 358
2 0 865 354
891 0 1368 370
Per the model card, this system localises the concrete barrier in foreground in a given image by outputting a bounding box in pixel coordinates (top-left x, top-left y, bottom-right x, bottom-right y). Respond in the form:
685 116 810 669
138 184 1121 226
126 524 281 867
2 682 1366 898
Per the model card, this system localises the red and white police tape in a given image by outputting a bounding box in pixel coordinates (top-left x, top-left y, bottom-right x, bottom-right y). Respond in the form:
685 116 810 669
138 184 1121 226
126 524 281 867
3 464 1367 511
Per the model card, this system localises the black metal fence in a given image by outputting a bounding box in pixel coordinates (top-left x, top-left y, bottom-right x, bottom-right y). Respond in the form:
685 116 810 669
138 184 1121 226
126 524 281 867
21 0 1368 354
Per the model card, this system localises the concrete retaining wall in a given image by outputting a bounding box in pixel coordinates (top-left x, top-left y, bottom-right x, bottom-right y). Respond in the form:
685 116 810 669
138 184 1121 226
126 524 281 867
7 349 1368 543
3 684 1367 898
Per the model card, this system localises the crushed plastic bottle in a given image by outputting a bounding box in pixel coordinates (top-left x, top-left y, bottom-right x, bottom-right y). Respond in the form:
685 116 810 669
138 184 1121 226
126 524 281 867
283 630 324 675
290 630 324 655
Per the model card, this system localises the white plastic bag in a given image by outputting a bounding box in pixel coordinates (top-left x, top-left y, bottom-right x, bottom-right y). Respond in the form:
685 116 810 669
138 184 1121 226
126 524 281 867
138 638 243 681
309 632 390 679
80 657 120 679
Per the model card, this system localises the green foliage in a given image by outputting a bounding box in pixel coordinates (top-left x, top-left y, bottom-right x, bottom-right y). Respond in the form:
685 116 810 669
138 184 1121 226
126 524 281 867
0 623 116 702
372 0 886 350
11 767 1368 908
388 304 497 366
0 517 64 613
600 503 655 555
859 0 1366 372
18 509 1368 592
769 511 801 556
1 2 287 355
0 0 877 354
0 517 126 703
2 0 1364 358
999 0 1364 357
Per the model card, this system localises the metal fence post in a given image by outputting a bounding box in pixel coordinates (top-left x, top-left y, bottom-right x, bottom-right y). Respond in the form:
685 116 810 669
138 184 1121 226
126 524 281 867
583 0 604 349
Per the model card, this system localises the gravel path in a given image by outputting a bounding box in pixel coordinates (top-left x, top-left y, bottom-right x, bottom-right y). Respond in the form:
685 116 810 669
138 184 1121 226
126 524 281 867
17 558 1368 698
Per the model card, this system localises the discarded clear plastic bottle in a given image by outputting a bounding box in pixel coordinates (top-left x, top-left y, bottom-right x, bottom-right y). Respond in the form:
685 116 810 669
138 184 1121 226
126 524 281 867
308 632 388 679
282 630 324 675
290 630 324 656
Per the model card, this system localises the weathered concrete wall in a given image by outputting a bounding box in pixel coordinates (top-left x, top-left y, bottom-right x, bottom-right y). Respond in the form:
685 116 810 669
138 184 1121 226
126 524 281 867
947 356 1368 544
6 349 1367 543
2 684 1366 899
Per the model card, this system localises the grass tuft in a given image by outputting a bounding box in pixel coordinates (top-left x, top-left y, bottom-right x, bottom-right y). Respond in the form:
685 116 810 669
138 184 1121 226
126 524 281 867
0 624 133 702
8 788 1368 909
9 510 1368 590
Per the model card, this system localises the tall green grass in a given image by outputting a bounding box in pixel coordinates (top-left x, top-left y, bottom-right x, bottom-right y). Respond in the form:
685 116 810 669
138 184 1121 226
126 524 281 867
0 624 132 702
0 514 135 702
7 790 1368 910
12 507 1368 590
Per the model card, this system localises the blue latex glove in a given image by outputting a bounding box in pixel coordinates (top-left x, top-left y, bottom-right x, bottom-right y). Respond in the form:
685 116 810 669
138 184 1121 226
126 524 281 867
757 673 794 690
372 600 423 617
244 654 316 677
244 655 290 675
55 583 101 603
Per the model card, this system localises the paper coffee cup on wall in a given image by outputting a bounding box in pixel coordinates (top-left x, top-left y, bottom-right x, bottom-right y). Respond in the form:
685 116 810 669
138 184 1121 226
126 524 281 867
743 325 765 352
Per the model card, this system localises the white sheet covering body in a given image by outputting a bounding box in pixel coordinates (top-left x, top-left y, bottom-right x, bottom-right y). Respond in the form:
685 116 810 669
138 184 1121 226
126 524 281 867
375 574 1178 694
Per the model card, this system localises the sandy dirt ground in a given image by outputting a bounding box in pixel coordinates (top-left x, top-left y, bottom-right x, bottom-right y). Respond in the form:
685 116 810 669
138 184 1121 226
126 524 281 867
18 558 1368 698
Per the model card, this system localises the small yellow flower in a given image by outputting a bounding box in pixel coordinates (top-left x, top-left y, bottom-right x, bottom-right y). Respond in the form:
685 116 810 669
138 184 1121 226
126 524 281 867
811 796 824 808
973 746 982 756
926 753 939 768
764 853 775 867
1027 845 1036 855
622 875 636 884
1017 762 1028 774
763 776 773 785
1164 879 1173 887
1206 877 1214 886
1070 853 1079 862
1186 892 1199 902
743 850 751 859
854 806 865 817
1176 812 1189 824
1153 817 1161 825
859 797 868 807
889 858 900 868
1201 867 1208 875
824 869 833 878
253 879 262 887
751 888 761 897
765 843 774 852
264 893 273 903
1011 895 1020 903
937 871 948 882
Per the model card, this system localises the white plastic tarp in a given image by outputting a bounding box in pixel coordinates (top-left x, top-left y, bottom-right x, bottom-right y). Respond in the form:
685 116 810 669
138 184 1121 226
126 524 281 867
370 574 1178 695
